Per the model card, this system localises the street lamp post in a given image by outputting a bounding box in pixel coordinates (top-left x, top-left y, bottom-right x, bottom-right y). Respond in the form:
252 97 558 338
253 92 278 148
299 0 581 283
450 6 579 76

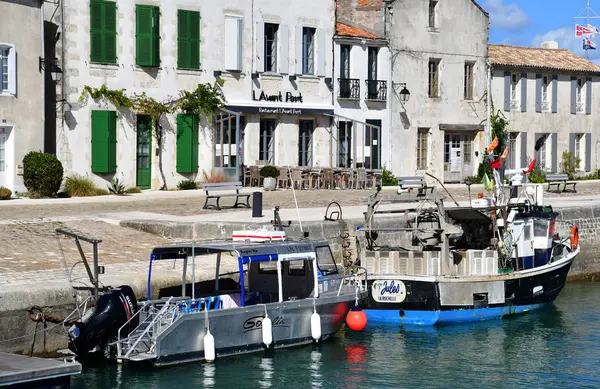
39 56 63 82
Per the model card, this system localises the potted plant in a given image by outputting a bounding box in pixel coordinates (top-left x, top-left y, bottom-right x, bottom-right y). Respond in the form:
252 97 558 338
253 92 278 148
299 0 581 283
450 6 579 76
260 165 279 191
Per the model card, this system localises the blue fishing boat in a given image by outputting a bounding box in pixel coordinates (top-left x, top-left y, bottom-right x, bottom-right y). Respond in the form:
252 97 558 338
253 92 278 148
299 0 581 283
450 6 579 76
357 165 579 326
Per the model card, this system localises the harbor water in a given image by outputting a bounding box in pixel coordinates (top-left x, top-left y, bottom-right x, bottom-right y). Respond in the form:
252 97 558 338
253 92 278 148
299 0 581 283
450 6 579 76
72 281 600 389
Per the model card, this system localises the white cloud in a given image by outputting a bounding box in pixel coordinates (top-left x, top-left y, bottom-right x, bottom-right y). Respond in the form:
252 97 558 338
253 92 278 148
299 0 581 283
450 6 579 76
483 0 531 31
532 27 600 60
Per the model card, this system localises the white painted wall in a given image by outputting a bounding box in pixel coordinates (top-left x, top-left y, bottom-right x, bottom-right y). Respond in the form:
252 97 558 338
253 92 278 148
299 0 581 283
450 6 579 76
333 38 392 169
55 0 334 190
491 68 600 173
0 0 43 193
387 0 489 182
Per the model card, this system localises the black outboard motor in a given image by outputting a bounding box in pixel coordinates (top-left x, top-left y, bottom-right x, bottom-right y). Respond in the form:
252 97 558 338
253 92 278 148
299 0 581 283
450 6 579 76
68 285 138 358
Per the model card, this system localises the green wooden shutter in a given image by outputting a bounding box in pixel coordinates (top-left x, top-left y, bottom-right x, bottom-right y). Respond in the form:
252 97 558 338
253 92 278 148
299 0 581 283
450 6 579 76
177 10 190 69
107 111 117 173
90 0 104 63
103 1 117 63
177 10 200 69
191 115 199 171
189 11 200 69
152 6 160 67
136 5 154 66
176 114 198 173
91 110 117 173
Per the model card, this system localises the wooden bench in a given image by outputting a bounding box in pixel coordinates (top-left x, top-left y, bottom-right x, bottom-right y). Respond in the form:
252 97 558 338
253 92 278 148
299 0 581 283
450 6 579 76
202 182 252 210
397 176 434 196
546 173 577 193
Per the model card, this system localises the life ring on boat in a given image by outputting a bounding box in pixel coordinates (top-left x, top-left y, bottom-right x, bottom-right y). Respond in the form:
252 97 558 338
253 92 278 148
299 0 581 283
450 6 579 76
570 225 579 250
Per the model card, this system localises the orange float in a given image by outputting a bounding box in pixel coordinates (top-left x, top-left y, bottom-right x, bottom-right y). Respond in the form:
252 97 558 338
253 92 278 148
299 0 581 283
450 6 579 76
346 306 367 331
570 224 579 250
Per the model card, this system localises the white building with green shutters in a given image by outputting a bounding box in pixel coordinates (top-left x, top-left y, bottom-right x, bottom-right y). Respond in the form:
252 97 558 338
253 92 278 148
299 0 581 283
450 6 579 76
489 43 600 174
47 0 335 190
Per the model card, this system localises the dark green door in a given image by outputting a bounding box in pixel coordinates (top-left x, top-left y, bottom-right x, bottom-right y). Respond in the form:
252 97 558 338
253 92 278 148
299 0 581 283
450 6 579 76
136 115 152 189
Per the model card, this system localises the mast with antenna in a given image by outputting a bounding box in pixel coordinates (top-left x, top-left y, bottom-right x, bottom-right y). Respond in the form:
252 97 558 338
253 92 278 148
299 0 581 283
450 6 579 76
574 0 600 58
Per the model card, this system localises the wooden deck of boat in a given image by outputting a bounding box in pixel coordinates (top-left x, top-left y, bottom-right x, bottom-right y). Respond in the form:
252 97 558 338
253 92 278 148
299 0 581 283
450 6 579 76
0 352 81 388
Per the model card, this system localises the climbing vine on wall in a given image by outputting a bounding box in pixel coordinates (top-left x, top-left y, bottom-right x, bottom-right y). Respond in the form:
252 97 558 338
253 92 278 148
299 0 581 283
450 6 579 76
175 80 226 122
79 84 134 108
77 82 227 190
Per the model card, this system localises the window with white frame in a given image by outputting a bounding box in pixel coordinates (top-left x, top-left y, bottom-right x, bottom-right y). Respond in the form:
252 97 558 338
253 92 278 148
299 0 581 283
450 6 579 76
1 47 8 92
464 62 474 100
264 23 279 72
542 76 550 112
302 27 315 75
298 120 314 166
463 135 473 164
540 139 547 170
575 133 584 169
507 132 518 169
428 60 440 97
417 128 429 170
577 78 585 112
510 73 519 109
428 1 438 28
538 133 550 170
0 44 15 95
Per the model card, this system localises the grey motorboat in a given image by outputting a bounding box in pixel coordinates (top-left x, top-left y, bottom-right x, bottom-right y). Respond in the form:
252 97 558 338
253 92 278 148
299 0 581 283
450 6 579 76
67 236 368 366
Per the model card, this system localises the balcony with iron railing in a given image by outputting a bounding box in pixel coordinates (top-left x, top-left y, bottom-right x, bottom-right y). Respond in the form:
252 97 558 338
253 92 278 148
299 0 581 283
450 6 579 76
338 78 360 100
365 80 387 102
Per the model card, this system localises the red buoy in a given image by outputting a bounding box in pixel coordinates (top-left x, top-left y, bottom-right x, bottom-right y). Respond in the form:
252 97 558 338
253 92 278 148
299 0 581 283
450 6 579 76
346 305 367 331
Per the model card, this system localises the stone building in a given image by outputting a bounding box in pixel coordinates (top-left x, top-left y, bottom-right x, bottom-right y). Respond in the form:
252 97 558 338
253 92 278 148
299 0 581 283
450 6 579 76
385 0 489 183
46 0 335 190
333 0 392 171
0 0 45 193
489 43 600 174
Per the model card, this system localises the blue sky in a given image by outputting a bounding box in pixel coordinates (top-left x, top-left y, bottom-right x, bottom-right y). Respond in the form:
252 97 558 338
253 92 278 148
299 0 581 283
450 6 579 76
482 0 600 61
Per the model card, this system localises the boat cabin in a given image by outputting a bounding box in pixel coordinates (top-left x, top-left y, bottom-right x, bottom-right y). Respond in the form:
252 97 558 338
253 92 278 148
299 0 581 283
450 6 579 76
145 239 344 313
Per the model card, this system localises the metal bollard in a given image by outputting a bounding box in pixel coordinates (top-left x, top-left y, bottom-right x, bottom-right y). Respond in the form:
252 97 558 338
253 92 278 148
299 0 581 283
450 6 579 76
252 192 263 217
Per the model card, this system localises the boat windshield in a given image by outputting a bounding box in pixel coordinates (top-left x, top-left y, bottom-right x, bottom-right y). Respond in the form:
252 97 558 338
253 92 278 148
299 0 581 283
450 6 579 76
316 245 339 276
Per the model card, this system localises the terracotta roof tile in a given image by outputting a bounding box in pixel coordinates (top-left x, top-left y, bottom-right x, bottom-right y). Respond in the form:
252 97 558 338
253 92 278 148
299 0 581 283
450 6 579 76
489 44 600 74
336 22 379 39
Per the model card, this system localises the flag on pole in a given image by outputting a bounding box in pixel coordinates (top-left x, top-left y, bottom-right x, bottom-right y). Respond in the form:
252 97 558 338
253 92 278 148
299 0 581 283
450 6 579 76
487 136 499 153
584 39 597 50
576 24 596 37
500 146 509 161
483 173 494 192
522 159 537 175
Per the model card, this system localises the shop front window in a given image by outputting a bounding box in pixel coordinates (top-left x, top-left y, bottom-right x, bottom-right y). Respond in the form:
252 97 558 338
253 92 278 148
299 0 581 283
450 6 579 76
259 119 276 164
214 114 245 168
298 120 314 167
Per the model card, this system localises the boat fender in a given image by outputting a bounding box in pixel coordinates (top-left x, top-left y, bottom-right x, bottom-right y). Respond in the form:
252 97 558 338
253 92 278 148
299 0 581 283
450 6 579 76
346 305 368 331
571 225 579 251
311 309 322 342
262 313 273 347
204 328 215 362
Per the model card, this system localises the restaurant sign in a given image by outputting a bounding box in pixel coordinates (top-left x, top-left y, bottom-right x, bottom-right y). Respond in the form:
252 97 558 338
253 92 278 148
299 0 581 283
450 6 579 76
252 90 304 103
226 105 333 116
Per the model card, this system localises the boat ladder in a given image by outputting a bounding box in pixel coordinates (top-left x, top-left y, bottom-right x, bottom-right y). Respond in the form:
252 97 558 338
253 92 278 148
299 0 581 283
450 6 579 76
115 297 176 361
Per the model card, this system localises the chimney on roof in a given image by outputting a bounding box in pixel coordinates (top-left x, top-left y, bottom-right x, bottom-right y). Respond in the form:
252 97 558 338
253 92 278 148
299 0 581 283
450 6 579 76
541 41 559 49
